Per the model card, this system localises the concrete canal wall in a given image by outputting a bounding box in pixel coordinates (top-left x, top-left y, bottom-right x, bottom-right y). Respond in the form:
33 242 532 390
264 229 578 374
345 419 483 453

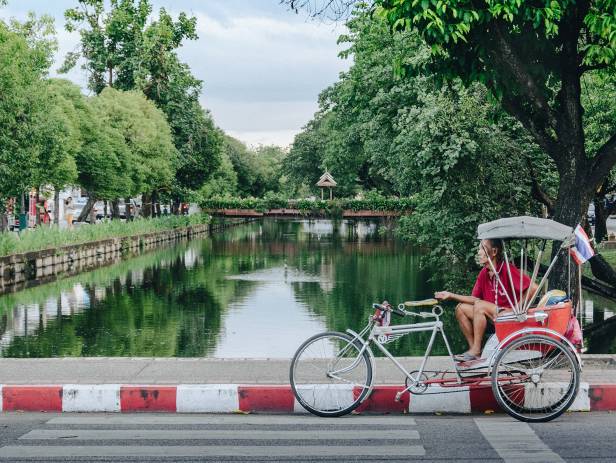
0 219 246 295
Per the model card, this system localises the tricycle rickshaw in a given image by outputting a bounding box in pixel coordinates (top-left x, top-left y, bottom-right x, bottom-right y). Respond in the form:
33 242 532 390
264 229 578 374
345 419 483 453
290 216 587 422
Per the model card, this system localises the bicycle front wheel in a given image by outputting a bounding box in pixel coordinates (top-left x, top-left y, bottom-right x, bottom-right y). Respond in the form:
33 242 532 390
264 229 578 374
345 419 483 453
492 334 580 422
290 331 373 417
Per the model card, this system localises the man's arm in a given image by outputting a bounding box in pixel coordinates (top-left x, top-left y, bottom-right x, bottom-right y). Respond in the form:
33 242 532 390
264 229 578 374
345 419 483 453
521 280 541 306
434 291 478 305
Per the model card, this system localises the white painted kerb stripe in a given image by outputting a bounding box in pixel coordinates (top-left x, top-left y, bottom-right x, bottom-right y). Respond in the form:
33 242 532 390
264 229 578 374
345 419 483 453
176 384 238 413
475 418 565 463
409 386 470 413
62 384 120 412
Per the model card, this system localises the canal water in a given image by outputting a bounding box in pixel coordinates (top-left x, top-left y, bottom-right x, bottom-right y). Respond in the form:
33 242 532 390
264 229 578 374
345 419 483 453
0 219 615 357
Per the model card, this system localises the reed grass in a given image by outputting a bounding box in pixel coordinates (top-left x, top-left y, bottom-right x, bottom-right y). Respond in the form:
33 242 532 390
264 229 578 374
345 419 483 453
0 214 210 257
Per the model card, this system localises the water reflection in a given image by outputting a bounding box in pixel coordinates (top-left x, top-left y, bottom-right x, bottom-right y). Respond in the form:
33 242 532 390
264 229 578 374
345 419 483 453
2 218 615 357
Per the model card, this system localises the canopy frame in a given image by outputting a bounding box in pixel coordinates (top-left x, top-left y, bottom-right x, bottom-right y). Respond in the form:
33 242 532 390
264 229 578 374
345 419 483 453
477 216 576 317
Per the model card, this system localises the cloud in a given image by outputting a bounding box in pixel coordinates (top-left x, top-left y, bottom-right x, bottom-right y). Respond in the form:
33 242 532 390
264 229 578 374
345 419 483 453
2 1 351 146
177 10 349 145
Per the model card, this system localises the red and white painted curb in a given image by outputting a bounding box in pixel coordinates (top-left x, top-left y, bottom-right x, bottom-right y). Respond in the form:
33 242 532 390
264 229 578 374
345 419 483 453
0 383 613 413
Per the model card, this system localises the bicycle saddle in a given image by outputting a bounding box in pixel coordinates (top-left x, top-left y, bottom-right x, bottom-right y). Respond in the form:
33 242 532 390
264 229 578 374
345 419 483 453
404 298 439 307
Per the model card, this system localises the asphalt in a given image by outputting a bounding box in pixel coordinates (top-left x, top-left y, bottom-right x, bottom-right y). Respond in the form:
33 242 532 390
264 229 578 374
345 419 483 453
1 355 615 384
0 412 615 462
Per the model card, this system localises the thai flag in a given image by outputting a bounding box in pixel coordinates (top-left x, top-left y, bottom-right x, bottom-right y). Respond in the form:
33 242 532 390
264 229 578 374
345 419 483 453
569 224 595 265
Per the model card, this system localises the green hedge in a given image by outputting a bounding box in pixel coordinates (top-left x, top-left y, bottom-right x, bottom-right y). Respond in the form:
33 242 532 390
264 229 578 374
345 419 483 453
200 197 415 213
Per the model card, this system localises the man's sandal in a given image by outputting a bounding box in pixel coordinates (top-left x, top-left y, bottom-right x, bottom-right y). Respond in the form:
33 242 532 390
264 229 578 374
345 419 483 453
454 352 479 362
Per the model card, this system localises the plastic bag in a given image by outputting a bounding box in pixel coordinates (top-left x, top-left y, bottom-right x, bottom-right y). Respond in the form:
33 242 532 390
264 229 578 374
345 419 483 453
565 315 583 348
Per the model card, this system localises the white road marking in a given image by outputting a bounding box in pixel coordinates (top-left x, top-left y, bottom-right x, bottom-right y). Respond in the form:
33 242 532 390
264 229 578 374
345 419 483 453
0 445 426 458
475 417 565 463
47 414 416 426
20 429 420 440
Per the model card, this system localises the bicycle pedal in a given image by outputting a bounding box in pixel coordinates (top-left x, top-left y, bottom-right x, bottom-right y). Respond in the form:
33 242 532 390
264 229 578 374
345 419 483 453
394 391 403 402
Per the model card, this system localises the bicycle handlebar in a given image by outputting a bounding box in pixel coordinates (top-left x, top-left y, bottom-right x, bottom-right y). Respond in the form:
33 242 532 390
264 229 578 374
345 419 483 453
397 303 443 319
373 302 442 319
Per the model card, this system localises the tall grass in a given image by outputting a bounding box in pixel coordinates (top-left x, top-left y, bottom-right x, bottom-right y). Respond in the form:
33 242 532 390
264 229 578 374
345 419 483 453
0 214 210 257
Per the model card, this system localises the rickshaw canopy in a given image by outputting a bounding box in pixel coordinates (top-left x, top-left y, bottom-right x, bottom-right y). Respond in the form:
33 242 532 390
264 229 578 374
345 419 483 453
477 216 573 241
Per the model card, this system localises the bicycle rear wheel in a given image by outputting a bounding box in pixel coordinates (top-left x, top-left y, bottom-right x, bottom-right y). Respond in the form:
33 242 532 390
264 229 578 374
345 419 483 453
290 331 373 417
492 334 580 422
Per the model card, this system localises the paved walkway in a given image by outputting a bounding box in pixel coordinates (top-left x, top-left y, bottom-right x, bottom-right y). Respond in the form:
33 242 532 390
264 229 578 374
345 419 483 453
1 356 615 384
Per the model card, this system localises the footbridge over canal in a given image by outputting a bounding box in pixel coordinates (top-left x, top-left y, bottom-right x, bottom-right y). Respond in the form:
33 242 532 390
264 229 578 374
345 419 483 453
201 198 414 219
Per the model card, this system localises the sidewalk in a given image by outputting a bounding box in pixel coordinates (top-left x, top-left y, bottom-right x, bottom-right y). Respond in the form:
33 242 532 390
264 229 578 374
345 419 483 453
1 356 615 414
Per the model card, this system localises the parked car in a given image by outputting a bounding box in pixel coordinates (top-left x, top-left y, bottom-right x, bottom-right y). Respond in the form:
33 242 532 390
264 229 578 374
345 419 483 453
588 203 596 226
95 201 127 220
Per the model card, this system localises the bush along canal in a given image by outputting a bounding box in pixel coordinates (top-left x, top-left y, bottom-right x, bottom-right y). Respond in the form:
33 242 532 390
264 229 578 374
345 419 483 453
0 218 615 358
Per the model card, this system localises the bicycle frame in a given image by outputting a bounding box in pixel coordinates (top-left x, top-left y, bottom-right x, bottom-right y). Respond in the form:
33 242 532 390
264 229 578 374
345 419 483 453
336 310 462 401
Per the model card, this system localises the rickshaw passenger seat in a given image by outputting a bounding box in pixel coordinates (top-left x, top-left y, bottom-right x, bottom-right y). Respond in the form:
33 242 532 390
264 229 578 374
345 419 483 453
536 289 568 308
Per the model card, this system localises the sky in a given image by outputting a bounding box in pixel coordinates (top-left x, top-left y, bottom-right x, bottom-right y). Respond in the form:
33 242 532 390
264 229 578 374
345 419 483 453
0 0 350 147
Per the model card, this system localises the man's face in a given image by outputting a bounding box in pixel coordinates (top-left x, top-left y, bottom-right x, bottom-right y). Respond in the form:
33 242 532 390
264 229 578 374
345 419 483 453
477 240 492 267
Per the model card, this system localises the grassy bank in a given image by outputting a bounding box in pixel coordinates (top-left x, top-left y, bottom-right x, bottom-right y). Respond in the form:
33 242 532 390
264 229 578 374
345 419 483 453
597 246 616 267
0 214 210 257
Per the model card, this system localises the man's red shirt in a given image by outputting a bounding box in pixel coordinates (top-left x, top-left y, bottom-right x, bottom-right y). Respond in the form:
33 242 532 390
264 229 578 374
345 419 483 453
471 263 530 308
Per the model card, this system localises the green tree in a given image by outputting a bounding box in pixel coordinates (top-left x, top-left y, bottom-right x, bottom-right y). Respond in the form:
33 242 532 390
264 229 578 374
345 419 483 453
251 145 288 197
0 18 53 220
285 116 331 196
199 151 238 199
90 87 177 216
371 0 616 286
225 136 258 197
36 79 81 222
287 6 554 267
63 0 222 209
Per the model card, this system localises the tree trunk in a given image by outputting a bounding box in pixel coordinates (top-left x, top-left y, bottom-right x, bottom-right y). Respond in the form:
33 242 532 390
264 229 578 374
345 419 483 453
54 189 60 225
595 198 608 243
77 195 96 222
589 255 616 287
111 199 120 220
151 191 157 217
152 191 161 217
174 198 182 215
142 192 152 218
124 198 131 221
35 188 40 226
550 171 592 303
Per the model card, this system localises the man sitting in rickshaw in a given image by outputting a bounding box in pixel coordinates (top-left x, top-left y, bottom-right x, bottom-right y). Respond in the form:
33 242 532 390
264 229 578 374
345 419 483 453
435 239 539 362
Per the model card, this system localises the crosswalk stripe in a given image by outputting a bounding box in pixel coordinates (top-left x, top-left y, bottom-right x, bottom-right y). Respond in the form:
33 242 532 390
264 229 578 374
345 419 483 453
0 445 427 458
475 418 565 463
47 415 417 426
20 429 420 440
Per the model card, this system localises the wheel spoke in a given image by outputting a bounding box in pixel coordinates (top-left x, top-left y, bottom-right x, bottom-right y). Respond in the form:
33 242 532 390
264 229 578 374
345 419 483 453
291 332 372 417
492 335 579 422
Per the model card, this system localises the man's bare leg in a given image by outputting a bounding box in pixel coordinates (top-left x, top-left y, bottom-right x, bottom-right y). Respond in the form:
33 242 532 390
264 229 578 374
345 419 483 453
455 303 475 349
470 300 498 356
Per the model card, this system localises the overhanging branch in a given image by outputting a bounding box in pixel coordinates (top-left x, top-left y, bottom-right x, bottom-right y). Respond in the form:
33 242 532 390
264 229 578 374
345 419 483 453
589 132 616 189
525 157 554 214
489 21 559 133
501 95 562 169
